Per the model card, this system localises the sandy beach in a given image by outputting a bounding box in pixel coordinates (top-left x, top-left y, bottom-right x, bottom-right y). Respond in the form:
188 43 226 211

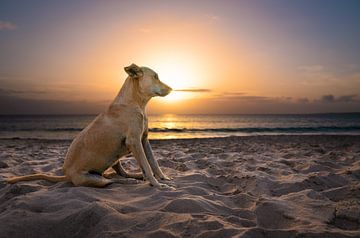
0 135 359 238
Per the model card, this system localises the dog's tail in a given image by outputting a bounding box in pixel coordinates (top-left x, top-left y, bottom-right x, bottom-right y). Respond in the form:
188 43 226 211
6 174 67 184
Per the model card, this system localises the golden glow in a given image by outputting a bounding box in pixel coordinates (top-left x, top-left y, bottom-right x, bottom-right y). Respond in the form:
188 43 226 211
163 91 189 102
143 54 205 102
159 114 178 128
25 12 277 111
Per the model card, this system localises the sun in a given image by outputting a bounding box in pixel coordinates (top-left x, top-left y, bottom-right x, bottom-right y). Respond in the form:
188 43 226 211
143 54 204 102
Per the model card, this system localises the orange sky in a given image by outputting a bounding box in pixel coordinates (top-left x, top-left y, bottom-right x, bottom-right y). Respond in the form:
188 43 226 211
0 1 359 114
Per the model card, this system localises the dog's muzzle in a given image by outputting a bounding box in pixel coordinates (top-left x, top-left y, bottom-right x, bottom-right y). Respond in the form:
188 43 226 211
157 85 172 96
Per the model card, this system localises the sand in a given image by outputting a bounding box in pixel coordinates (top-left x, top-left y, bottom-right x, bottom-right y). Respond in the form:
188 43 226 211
0 135 359 238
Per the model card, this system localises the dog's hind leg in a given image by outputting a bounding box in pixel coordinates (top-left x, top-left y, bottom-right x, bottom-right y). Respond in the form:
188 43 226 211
112 160 143 180
71 172 113 187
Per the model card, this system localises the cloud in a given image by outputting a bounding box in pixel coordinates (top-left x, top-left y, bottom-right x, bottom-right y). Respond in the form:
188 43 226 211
220 91 245 96
0 88 46 95
233 96 269 101
211 92 269 101
0 21 17 30
297 97 309 103
337 95 357 102
321 94 335 103
320 94 358 103
0 92 107 114
174 88 211 93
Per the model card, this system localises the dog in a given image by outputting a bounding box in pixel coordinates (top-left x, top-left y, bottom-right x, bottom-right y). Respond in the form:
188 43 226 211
6 64 173 189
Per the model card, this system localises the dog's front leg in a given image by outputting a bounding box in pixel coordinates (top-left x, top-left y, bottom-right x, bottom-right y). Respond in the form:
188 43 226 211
126 137 168 188
143 139 171 180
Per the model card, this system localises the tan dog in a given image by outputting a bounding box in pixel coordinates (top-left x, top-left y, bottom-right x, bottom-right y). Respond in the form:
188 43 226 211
6 64 173 188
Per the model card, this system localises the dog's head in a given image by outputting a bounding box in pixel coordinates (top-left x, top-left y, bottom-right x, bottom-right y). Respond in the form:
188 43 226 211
124 63 172 98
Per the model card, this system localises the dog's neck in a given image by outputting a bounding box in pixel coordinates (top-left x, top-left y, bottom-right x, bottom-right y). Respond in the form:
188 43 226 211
111 77 151 111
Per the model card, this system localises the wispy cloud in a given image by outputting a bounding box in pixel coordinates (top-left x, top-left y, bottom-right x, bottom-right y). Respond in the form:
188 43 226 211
0 88 46 96
338 95 358 102
211 91 269 101
219 91 245 96
174 88 211 93
297 97 310 103
321 94 335 103
0 21 17 30
320 94 358 103
232 96 269 101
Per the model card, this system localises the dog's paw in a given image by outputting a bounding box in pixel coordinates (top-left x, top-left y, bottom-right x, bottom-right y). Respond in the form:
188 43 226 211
157 183 176 191
160 175 172 181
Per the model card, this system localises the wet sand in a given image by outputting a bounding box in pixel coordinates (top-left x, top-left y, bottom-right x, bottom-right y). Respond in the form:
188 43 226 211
0 135 359 238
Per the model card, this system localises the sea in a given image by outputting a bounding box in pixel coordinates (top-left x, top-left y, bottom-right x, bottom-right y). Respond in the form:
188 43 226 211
0 113 359 140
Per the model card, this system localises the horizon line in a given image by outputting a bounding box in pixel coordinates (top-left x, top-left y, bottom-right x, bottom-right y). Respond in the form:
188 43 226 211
0 112 359 116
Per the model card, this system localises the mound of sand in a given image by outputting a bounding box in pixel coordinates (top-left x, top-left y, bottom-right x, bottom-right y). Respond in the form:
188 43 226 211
0 135 359 237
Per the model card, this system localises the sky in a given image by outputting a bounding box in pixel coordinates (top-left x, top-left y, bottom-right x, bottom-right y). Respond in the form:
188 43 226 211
0 0 359 114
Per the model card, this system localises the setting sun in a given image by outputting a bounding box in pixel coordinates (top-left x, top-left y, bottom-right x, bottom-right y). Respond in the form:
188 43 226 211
160 91 187 102
144 54 205 102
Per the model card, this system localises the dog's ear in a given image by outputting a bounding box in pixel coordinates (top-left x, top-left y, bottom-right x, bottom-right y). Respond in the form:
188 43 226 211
124 63 143 78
